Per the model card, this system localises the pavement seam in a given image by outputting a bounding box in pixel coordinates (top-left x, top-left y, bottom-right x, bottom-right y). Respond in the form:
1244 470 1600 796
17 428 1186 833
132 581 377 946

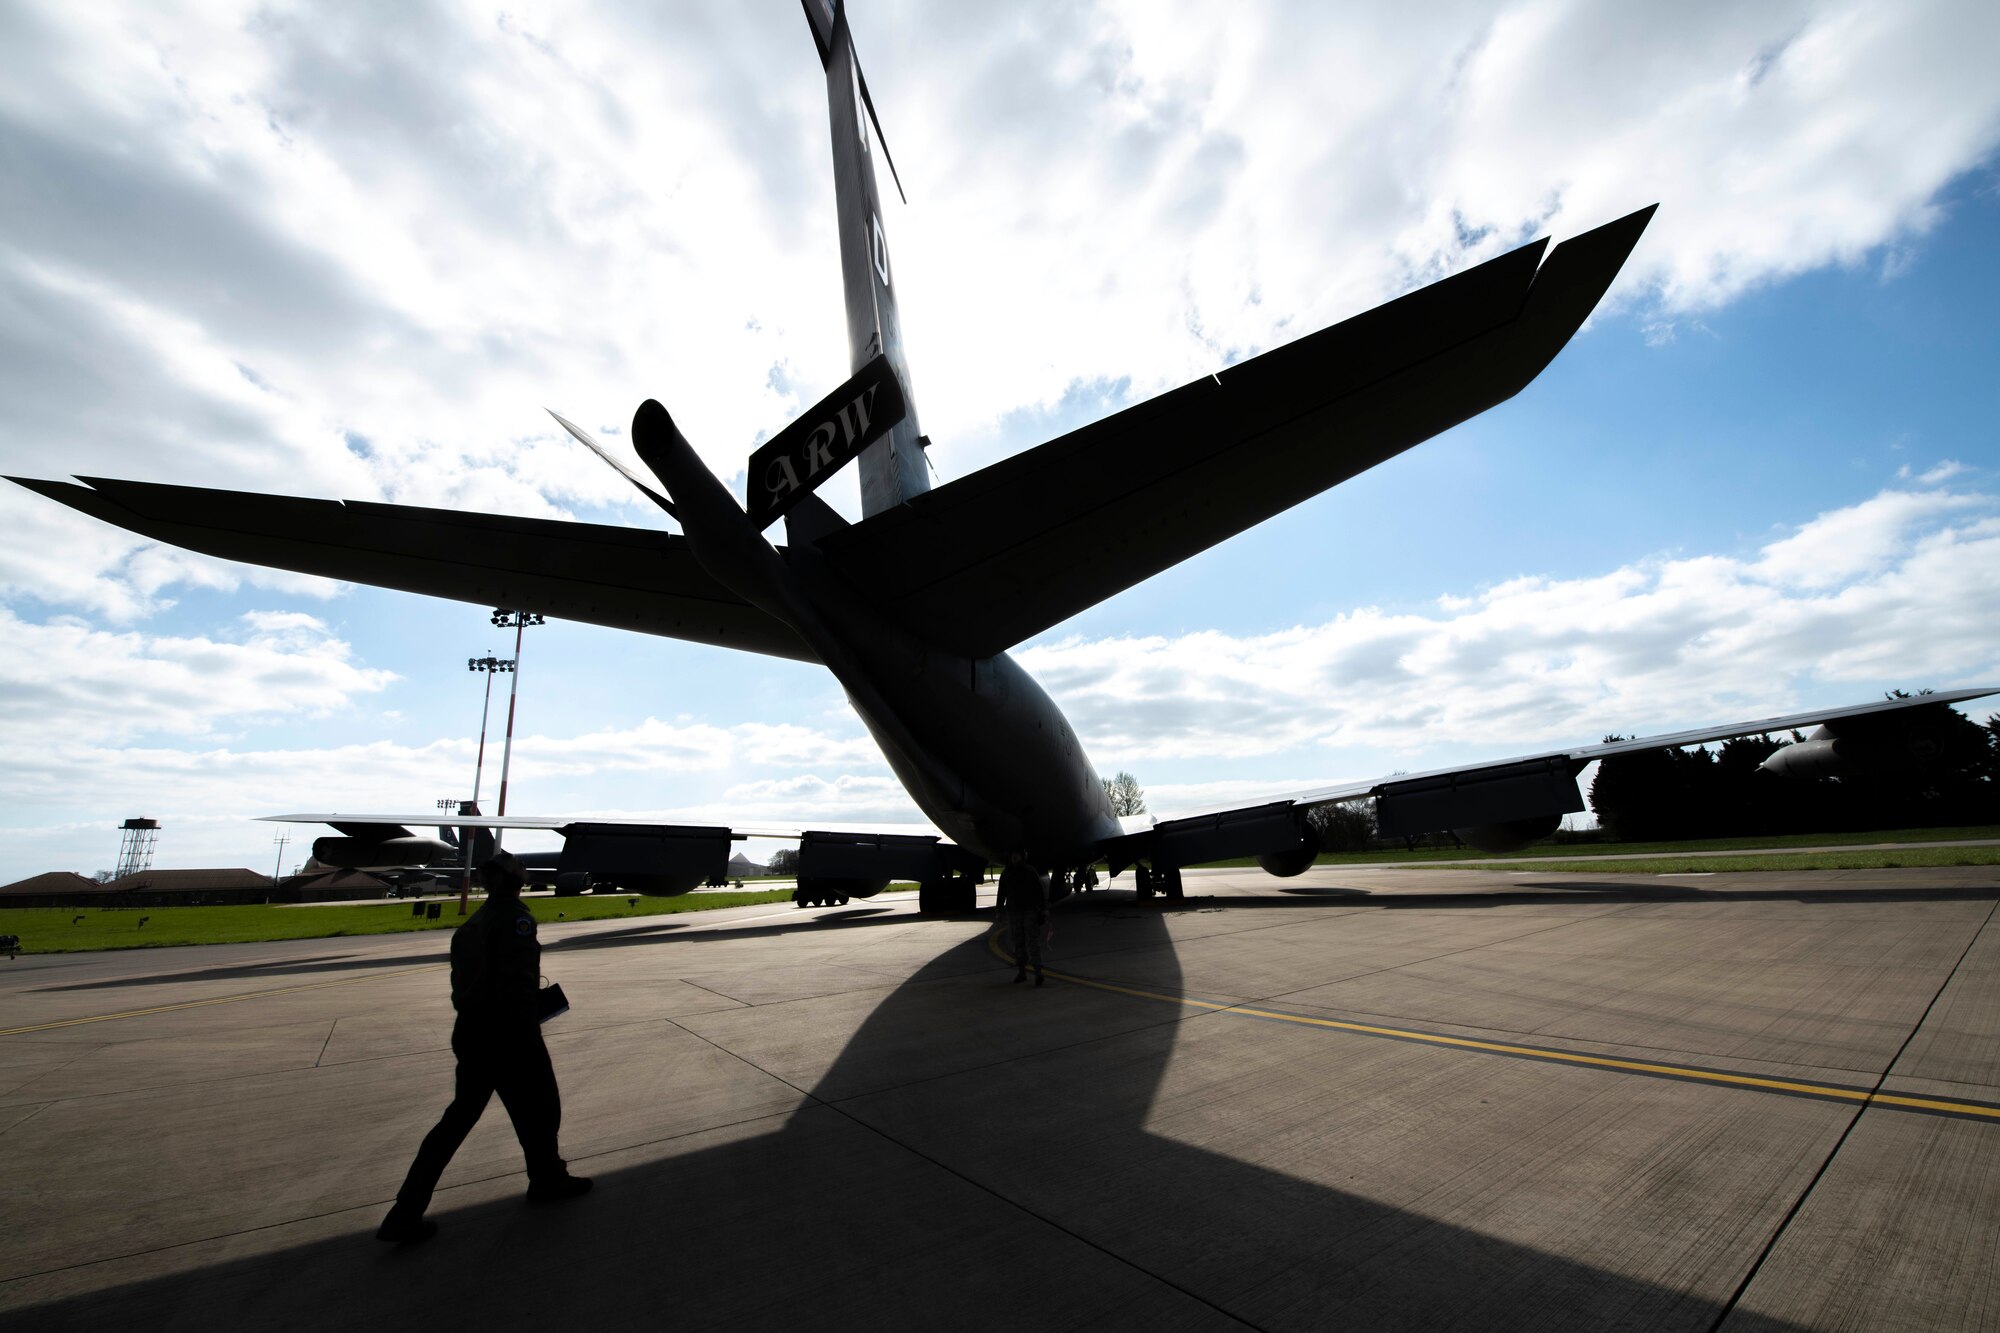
0 963 443 1037
0 1043 104 1104
0 1033 468 1109
0 1100 54 1143
669 976 763 1007
655 983 1260 1327
790 1063 1266 1329
0 1104 809 1288
1036 905 1625 1028
1250 907 1635 998
661 985 1199 1108
312 1019 337 1068
1703 896 2000 1332
1001 928 2000 1122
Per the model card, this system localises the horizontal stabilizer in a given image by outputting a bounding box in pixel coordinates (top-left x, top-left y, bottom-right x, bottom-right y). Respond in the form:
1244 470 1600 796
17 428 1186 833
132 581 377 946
817 206 1657 657
8 475 817 663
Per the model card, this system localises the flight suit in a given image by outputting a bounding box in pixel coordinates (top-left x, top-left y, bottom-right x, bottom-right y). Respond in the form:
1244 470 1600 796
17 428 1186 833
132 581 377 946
392 896 565 1215
996 860 1049 980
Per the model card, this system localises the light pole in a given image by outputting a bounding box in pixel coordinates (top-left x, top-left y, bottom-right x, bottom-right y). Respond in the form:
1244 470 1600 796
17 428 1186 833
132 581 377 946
489 609 545 842
436 797 477 915
456 652 515 915
466 654 513 806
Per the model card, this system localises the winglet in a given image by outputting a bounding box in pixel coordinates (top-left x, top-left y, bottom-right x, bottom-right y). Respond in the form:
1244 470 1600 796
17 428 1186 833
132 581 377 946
547 409 679 519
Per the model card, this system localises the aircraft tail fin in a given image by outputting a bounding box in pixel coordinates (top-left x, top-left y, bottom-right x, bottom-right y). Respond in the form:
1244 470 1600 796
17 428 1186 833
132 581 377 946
801 1 906 204
784 492 850 548
800 0 931 519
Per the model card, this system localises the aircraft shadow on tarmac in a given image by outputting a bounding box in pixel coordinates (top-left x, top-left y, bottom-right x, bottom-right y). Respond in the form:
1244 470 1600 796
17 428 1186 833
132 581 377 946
8 900 1829 1332
34 951 452 992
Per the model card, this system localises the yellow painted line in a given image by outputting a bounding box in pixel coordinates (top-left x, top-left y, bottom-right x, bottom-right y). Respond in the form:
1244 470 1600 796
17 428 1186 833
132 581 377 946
986 932 2000 1123
0 963 442 1037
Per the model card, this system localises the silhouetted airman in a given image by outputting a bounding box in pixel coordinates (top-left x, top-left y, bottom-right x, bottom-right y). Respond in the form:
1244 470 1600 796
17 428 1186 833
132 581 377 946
377 851 589 1244
996 847 1049 986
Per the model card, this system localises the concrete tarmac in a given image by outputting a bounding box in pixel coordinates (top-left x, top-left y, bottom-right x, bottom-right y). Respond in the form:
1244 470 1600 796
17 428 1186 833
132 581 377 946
2 865 1996 1330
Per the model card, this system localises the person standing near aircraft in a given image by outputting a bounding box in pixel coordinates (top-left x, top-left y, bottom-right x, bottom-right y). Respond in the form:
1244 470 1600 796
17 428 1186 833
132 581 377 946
377 851 590 1244
996 847 1049 986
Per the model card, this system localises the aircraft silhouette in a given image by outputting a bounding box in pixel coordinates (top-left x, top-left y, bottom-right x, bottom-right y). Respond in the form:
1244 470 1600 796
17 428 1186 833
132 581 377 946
9 0 1991 910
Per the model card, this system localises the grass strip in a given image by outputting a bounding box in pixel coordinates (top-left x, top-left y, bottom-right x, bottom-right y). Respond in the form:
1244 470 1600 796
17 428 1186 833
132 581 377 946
1194 824 2000 868
0 889 799 955
1478 847 2000 875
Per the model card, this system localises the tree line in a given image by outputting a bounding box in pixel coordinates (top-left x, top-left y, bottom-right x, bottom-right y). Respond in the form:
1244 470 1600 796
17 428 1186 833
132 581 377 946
1589 705 1997 842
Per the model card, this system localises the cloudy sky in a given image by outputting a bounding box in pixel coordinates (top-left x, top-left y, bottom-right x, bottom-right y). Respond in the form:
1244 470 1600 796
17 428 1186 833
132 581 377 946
1 0 1996 880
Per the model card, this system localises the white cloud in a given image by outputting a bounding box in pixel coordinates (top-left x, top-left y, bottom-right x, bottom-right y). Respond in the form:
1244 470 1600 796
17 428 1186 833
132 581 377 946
887 0 2000 462
1020 483 2000 770
1750 489 1983 589
0 607 397 751
4 1 1997 580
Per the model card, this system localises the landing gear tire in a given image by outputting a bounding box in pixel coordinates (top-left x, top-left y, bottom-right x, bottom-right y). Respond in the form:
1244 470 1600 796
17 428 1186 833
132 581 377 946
1163 867 1185 901
1134 865 1155 900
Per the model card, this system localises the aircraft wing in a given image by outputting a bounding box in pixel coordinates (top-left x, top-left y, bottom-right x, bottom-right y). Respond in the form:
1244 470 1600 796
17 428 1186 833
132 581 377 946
266 812 982 895
7 476 816 663
264 813 948 840
1125 687 1999 864
815 206 1656 658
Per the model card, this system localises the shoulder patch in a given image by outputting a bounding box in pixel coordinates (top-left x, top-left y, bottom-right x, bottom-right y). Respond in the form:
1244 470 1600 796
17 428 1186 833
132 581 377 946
515 916 536 937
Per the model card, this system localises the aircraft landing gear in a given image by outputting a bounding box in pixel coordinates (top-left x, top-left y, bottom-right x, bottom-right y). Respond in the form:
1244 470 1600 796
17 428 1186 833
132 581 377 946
1134 865 1154 900
1132 865 1182 902
792 879 851 909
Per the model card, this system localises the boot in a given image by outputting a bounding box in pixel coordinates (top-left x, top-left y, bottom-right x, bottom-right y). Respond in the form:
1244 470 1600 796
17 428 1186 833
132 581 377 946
526 1172 594 1204
375 1205 437 1245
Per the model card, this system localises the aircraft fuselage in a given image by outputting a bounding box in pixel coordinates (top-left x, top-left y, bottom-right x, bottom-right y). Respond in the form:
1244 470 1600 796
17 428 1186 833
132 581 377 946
633 399 1120 867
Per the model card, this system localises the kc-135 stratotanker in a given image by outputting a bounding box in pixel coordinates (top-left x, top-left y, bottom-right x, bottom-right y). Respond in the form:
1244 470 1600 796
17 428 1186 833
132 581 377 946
13 1 1993 911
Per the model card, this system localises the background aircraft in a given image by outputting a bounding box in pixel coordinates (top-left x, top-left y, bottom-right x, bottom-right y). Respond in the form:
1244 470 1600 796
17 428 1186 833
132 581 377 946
5 3 1995 901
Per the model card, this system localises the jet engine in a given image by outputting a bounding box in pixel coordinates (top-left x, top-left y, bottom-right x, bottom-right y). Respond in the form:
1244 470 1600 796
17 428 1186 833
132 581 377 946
1759 717 1950 781
556 823 731 896
311 834 452 870
1257 828 1322 878
1453 814 1562 854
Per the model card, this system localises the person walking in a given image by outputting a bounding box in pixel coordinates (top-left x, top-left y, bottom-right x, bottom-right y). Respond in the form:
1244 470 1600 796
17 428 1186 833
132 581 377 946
995 847 1049 986
377 850 589 1244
